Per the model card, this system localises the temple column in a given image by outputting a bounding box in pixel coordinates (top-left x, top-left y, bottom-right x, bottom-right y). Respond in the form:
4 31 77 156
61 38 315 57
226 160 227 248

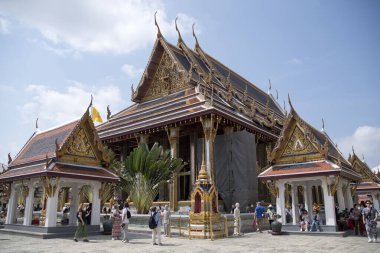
322 177 337 226
371 193 380 211
167 127 180 211
291 183 297 225
276 180 285 224
336 183 345 212
45 187 59 227
190 131 197 186
200 114 220 182
91 182 101 226
5 183 18 224
23 180 35 225
345 187 354 209
343 181 353 209
301 184 311 214
69 184 79 226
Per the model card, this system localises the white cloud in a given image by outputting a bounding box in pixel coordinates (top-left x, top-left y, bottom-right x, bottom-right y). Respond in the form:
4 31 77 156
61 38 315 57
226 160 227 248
338 126 380 168
0 0 197 54
19 81 126 128
0 17 9 34
121 64 144 79
288 58 303 65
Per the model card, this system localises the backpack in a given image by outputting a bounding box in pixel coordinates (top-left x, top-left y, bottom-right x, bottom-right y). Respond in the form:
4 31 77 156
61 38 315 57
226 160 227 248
127 210 131 219
149 212 157 229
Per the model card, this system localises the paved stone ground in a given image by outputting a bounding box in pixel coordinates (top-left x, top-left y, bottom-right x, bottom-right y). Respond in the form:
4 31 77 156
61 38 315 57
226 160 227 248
0 231 378 253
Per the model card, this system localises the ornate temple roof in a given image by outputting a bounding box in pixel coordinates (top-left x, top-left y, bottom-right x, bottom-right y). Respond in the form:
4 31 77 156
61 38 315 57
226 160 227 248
259 101 361 181
0 110 119 183
97 24 285 143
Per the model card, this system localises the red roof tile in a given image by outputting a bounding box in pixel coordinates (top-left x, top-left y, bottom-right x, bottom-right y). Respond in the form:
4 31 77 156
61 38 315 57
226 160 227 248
356 182 380 191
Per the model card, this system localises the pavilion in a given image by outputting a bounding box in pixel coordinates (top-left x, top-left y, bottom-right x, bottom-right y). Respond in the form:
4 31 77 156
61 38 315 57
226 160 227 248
258 99 361 231
0 109 119 236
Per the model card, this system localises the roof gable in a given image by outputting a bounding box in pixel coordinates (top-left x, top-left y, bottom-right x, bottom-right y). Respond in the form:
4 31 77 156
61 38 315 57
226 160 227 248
57 111 109 167
348 152 379 182
132 37 193 102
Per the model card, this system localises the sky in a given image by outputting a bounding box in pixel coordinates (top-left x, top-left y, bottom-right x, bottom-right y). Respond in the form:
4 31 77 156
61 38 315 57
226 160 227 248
0 0 379 171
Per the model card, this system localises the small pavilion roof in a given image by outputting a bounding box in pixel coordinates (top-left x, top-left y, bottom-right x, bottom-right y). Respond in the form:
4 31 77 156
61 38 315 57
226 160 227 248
259 103 361 181
0 110 119 183
356 181 380 192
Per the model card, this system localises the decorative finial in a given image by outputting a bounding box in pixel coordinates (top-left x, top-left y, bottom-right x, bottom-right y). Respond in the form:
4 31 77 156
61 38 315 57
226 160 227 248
107 105 111 120
192 23 200 48
175 17 183 43
198 140 209 181
362 154 365 162
154 11 161 38
352 146 355 155
288 93 293 109
321 118 325 132
87 94 93 112
268 79 272 94
35 118 39 130
276 89 278 100
7 153 12 165
55 138 60 152
283 100 286 111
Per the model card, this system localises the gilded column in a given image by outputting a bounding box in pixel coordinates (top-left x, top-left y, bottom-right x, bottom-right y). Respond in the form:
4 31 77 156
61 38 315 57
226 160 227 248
200 114 220 182
167 127 180 211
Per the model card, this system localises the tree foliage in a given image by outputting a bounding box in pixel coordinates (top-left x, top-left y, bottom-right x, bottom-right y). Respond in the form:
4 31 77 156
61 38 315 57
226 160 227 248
121 142 184 213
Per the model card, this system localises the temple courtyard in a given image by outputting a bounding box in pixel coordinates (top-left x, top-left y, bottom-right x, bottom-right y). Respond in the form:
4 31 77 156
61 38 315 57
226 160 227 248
0 231 378 253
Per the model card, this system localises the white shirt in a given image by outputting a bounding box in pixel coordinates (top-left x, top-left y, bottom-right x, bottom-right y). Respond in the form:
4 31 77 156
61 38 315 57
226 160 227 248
122 208 130 224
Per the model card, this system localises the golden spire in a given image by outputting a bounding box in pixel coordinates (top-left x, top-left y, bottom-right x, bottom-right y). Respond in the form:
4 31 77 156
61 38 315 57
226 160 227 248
175 17 183 44
154 11 162 38
192 23 200 49
288 93 294 111
198 139 209 180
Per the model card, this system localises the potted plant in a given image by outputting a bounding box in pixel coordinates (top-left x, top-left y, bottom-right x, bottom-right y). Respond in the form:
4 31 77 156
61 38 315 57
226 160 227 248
271 214 282 235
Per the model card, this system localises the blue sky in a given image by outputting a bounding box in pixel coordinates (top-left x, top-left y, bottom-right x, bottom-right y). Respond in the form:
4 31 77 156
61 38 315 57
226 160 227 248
0 0 379 170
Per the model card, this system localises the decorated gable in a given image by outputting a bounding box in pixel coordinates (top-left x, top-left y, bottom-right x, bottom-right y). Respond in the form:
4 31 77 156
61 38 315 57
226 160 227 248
57 112 107 166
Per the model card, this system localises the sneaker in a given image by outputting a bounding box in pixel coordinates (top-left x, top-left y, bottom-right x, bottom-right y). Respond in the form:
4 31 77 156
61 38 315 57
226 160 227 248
112 238 115 241
368 238 372 243
300 229 303 232
153 243 158 245
74 239 78 242
373 238 378 243
83 239 89 242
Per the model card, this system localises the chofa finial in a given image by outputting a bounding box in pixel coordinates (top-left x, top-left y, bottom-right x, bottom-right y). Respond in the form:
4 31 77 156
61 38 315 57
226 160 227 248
87 94 93 112
268 79 272 94
107 105 111 120
35 118 39 130
175 17 183 43
154 11 162 38
321 118 325 132
288 93 293 110
192 23 200 49
7 153 12 165
276 89 278 100
352 146 355 155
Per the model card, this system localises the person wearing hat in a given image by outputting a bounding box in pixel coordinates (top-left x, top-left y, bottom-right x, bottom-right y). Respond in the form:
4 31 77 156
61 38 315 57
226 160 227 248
362 200 378 243
266 204 276 230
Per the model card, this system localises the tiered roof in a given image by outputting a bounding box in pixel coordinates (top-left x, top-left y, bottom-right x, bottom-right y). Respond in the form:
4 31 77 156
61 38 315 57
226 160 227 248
348 151 380 192
0 111 119 183
97 23 285 143
259 100 361 181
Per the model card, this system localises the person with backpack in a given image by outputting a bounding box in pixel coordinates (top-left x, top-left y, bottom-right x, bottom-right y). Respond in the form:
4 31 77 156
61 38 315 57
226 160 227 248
121 203 131 243
149 206 162 246
362 200 378 243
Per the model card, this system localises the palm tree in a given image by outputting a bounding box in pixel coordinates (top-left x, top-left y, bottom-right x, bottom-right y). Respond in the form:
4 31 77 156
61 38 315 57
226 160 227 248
121 142 184 214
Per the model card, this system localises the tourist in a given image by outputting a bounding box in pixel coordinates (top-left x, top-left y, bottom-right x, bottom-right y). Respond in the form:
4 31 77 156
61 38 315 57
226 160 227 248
285 206 292 223
233 202 241 236
121 203 130 243
300 209 309 232
162 205 171 237
62 205 69 225
266 204 276 230
74 203 89 242
309 203 321 232
86 203 92 225
352 204 361 235
254 202 266 233
362 200 378 243
230 204 235 214
150 206 162 245
298 204 305 222
111 204 122 240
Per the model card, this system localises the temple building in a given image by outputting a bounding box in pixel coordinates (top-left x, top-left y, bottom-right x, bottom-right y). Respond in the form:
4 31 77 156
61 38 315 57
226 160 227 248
97 19 285 212
348 150 380 210
258 100 362 231
0 109 119 236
